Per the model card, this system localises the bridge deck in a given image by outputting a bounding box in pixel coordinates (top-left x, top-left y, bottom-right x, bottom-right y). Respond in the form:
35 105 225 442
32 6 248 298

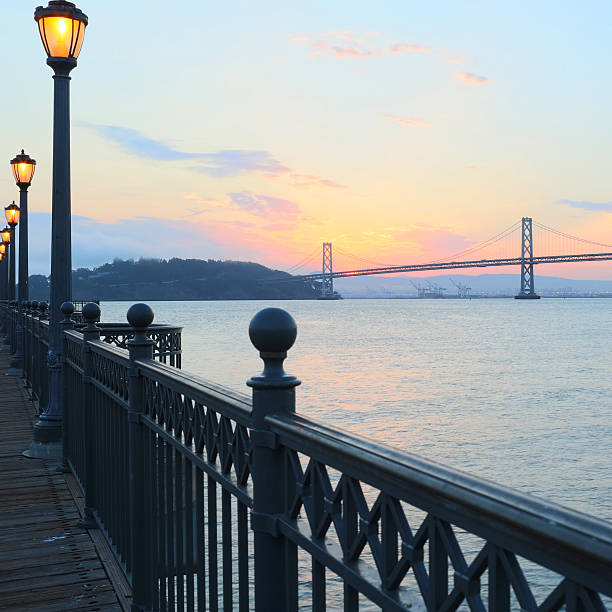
0 348 124 611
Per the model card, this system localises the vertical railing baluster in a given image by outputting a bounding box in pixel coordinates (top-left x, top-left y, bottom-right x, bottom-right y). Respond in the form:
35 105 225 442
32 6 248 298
77 303 101 530
159 437 169 610
247 308 300 612
381 494 398 592
238 501 249 612
311 461 327 611
176 448 185 612
167 440 177 608
184 458 194 611
208 475 218 611
195 467 206 611
488 545 510 612
222 487 233 610
429 518 449 610
342 478 359 611
126 303 155 611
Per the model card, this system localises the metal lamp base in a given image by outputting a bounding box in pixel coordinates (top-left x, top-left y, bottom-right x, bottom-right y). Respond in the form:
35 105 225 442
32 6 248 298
23 440 62 460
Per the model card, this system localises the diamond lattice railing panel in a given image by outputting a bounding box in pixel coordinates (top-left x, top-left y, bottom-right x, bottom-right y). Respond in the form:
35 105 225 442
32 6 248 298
282 450 608 611
91 351 128 401
141 375 253 490
64 335 83 368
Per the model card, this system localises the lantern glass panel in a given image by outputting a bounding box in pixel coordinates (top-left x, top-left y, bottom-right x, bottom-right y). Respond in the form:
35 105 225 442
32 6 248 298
0 244 5 255
1 229 11 243
39 15 86 59
12 161 36 185
5 207 20 226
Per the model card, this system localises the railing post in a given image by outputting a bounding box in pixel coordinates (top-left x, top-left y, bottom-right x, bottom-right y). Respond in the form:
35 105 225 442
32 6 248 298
38 302 49 415
59 302 75 471
23 302 31 387
127 303 155 612
247 307 301 612
77 302 101 530
10 299 25 373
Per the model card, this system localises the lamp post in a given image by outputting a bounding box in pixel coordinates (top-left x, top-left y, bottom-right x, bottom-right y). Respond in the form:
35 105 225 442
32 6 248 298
0 231 10 305
0 246 6 342
28 1 88 458
9 152 36 375
5 203 20 303
11 150 36 302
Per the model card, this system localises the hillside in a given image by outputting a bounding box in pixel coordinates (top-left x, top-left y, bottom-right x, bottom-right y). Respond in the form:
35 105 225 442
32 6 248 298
28 258 318 301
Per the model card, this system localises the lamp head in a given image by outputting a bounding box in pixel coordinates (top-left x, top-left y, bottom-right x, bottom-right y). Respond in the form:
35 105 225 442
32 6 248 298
10 150 36 187
5 202 20 228
1 227 13 243
35 1 88 65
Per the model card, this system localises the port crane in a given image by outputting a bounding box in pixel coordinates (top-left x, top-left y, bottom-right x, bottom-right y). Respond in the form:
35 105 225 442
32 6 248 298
449 277 472 298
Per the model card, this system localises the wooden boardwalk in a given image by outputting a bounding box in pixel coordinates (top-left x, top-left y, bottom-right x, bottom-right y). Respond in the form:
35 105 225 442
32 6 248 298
0 347 124 611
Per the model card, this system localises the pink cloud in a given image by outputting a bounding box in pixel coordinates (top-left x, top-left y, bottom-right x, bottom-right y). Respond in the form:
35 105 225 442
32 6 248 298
293 32 436 61
382 114 432 128
282 173 347 189
228 191 301 219
390 43 432 55
457 71 489 86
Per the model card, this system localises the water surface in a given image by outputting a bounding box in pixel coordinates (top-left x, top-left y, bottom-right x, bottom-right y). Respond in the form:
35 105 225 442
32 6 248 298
102 298 612 522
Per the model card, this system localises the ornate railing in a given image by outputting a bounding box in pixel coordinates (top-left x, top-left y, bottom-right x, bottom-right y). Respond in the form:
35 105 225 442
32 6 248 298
8 300 612 610
92 323 182 368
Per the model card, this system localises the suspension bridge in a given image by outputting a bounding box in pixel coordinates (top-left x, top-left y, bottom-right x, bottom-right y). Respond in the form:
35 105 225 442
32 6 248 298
276 217 612 299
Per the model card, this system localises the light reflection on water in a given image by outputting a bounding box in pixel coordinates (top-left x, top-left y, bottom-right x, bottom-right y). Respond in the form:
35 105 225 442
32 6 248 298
102 298 611 608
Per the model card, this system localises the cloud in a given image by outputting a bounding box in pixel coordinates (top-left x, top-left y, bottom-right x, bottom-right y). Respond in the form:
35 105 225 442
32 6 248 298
283 173 347 189
391 225 474 256
556 199 612 213
192 151 289 177
86 124 289 177
293 31 437 60
27 212 226 275
86 124 344 187
389 43 432 55
457 72 489 86
382 114 432 128
228 192 301 219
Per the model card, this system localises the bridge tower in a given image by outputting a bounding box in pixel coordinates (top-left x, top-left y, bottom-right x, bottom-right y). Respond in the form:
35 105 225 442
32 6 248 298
321 242 334 298
515 217 540 300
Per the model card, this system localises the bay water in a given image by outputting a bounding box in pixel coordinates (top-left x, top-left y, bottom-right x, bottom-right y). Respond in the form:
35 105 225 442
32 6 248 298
101 298 612 607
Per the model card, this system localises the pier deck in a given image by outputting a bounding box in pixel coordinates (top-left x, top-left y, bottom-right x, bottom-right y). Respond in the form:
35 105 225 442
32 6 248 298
0 348 124 611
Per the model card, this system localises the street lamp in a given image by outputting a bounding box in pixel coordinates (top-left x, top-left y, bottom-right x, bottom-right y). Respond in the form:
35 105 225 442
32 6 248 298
5 203 20 302
11 150 36 303
0 233 10 303
28 1 88 458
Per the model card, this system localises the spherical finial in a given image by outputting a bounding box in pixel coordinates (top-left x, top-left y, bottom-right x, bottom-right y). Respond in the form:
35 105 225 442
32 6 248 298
31 300 39 309
127 303 154 330
249 308 297 354
60 301 74 316
82 302 101 324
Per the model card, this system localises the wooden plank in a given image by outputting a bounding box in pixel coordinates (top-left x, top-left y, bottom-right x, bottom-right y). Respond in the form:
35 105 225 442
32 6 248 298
0 349 124 611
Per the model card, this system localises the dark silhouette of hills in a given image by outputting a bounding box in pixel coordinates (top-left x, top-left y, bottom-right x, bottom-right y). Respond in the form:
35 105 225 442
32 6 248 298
28 258 318 301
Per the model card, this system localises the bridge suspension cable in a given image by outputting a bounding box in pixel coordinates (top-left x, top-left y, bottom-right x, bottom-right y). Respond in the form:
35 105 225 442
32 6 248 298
533 221 612 250
284 247 321 274
428 220 521 264
333 220 523 269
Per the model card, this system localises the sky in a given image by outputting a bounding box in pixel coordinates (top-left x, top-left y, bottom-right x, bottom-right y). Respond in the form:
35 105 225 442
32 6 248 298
1 1 612 279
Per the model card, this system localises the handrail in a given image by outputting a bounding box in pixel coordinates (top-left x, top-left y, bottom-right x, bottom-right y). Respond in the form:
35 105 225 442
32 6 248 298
268 412 612 597
136 357 251 425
